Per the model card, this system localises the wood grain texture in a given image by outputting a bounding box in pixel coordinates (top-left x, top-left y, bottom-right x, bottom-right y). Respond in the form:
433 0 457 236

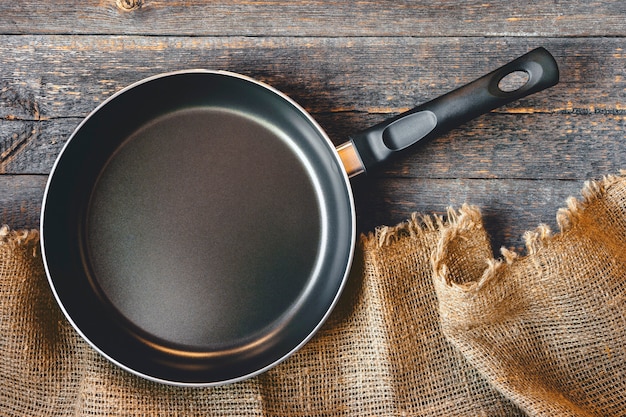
2 36 624 120
0 1 624 37
1 36 624 177
352 177 587 252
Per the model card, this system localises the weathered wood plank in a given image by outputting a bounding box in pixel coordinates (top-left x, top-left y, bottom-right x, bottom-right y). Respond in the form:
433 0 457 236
0 0 624 37
0 119 76 174
1 36 624 177
376 113 626 181
352 177 588 253
1 36 623 120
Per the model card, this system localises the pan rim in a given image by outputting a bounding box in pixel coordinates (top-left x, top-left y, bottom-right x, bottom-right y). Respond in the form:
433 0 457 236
40 69 357 386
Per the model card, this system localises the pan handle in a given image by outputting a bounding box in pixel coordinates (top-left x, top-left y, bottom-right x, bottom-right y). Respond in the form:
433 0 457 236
337 47 559 177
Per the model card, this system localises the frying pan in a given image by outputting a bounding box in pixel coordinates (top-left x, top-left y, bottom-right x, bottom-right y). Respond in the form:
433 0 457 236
41 47 559 386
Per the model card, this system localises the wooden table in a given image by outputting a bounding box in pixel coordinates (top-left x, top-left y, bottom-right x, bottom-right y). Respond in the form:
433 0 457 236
0 1 624 252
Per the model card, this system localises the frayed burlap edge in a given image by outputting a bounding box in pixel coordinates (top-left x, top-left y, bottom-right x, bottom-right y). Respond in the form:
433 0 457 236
360 172 626 417
364 171 626 290
427 171 626 417
0 225 39 249
361 211 445 248
362 204 498 291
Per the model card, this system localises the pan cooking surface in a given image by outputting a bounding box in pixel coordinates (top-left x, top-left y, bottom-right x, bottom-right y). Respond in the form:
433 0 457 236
86 107 323 348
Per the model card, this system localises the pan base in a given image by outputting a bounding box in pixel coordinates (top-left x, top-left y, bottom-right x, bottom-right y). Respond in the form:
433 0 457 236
86 107 323 349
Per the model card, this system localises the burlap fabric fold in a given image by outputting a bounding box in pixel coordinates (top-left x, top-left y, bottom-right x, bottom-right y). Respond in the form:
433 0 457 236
432 174 626 416
1 174 625 416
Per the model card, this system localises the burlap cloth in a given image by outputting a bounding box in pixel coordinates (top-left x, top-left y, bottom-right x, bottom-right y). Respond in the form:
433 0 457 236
2 174 626 416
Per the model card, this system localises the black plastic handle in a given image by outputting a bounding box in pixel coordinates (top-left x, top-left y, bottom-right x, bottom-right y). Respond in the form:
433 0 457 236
346 47 559 175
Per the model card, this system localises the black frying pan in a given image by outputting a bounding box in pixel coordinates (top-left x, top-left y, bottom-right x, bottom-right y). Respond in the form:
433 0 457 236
41 47 558 386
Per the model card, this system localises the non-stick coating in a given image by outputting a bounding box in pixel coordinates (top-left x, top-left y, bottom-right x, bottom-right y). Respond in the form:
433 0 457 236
41 71 355 385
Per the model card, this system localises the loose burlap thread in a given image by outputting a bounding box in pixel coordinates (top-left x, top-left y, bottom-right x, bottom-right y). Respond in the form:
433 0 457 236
1 173 625 416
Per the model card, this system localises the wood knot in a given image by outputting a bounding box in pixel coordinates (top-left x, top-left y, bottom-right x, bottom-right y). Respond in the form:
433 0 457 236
116 0 143 11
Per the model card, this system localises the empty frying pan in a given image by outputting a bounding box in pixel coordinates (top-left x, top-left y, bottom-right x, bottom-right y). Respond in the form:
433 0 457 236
41 47 559 386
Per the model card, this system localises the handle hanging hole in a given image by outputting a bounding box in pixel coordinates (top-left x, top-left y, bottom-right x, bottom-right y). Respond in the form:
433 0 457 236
498 70 530 92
